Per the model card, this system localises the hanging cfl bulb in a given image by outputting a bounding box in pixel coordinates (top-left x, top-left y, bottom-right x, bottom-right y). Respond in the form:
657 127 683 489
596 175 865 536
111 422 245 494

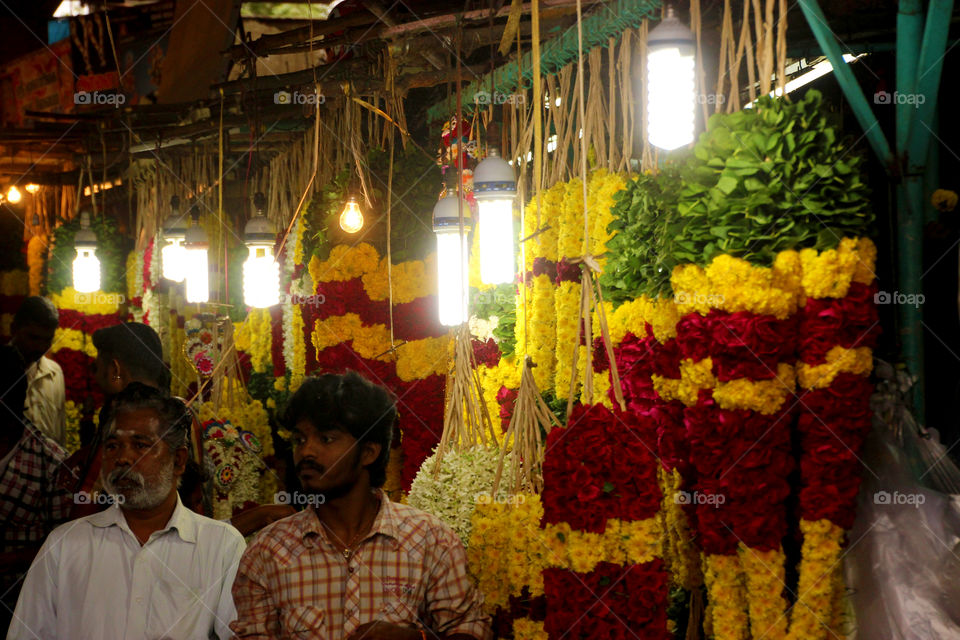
339 195 364 233
432 187 472 326
72 211 100 293
472 146 517 284
647 3 696 150
183 205 209 303
243 192 280 308
6 186 22 204
161 195 188 282
25 184 40 194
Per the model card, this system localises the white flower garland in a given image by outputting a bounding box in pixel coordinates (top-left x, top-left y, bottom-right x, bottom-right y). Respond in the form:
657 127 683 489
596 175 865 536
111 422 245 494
407 446 513 546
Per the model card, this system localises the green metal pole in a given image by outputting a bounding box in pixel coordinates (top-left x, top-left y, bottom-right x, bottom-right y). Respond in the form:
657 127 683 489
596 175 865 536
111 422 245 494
900 0 953 422
797 0 894 167
896 0 923 152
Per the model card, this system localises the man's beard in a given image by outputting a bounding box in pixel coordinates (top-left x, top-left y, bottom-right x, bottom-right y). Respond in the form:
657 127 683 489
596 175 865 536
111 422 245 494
296 446 363 503
102 464 175 510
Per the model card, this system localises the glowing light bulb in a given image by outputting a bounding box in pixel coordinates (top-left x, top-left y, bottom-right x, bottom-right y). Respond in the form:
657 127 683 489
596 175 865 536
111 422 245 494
647 5 696 151
6 186 22 204
339 196 364 233
72 212 100 293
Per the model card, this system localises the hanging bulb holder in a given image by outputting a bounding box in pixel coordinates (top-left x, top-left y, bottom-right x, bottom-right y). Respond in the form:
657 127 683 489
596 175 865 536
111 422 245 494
74 211 97 248
162 195 188 238
184 205 208 249
432 186 473 232
472 147 517 200
648 3 695 51
245 192 274 245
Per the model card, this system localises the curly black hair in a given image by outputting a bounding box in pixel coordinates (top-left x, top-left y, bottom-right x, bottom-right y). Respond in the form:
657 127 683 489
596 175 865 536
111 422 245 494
283 370 397 487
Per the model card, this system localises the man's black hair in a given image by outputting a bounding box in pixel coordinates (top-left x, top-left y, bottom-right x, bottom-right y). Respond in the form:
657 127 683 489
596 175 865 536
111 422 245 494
0 345 27 431
104 382 192 454
13 296 58 331
93 322 170 390
283 370 396 487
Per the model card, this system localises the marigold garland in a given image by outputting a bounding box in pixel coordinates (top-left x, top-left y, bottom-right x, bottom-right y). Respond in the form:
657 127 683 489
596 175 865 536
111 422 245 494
799 237 876 299
703 553 750 640
796 346 872 389
713 362 796 415
49 287 121 315
27 236 47 296
308 242 380 283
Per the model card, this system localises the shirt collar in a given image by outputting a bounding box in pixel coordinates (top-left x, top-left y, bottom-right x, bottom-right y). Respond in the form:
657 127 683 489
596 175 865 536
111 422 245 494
88 494 198 544
28 356 56 379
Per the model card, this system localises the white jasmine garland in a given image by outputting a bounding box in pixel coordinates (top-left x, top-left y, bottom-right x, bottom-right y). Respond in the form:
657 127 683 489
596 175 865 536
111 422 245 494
469 315 499 344
407 445 512 545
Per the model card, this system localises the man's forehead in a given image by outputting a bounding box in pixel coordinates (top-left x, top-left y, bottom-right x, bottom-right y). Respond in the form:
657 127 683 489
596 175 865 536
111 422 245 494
294 418 346 434
107 409 162 438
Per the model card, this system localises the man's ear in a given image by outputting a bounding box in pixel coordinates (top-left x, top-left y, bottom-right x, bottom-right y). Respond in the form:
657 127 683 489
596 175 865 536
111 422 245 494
109 358 123 380
360 441 382 468
172 446 189 476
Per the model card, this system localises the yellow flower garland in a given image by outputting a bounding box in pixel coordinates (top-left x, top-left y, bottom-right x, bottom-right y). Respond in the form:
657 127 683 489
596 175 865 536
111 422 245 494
796 346 873 389
786 519 845 640
246 308 273 374
659 467 703 590
713 363 796 415
739 545 789 640
28 236 47 296
677 357 715 406
363 254 437 304
395 335 452 381
308 242 380 283
52 327 97 358
703 553 750 640
513 618 549 640
468 494 664 611
607 295 679 346
553 281 581 400
800 237 876 300
0 270 28 296
671 251 803 320
50 287 121 315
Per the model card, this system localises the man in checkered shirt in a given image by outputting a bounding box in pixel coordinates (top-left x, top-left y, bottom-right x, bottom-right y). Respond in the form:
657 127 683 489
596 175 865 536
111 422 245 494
230 371 491 640
0 345 72 634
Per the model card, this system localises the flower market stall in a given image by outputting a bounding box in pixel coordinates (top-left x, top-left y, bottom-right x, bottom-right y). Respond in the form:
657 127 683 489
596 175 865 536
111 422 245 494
2 0 959 638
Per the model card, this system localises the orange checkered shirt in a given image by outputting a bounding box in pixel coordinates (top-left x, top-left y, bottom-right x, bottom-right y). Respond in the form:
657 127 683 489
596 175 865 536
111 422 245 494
230 491 492 639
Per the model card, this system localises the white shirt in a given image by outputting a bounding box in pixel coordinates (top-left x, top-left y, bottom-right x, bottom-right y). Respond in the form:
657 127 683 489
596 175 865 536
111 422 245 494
24 356 66 446
8 496 246 640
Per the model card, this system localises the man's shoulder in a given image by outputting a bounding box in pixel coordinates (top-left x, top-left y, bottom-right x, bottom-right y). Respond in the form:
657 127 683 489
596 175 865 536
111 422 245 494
40 356 63 375
184 508 247 547
20 426 67 464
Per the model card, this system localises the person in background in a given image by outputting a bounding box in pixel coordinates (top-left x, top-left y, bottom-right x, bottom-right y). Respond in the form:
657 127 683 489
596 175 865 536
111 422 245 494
0 345 72 635
63 321 292 533
230 371 491 640
8 383 246 640
10 296 65 447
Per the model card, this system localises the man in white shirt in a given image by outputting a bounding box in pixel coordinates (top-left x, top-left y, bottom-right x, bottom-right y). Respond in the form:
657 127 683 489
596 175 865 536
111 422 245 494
10 297 65 446
8 383 246 640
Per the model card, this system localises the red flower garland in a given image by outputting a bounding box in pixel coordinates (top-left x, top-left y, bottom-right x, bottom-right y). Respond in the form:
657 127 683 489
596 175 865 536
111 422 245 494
542 403 661 533
543 561 670 640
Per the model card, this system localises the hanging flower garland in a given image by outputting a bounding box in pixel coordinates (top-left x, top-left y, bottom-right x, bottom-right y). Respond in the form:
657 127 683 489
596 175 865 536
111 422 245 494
27 236 47 296
788 238 878 640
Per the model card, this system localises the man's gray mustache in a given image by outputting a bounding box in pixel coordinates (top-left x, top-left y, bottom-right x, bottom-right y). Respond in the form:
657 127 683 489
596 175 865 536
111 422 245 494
106 468 145 488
